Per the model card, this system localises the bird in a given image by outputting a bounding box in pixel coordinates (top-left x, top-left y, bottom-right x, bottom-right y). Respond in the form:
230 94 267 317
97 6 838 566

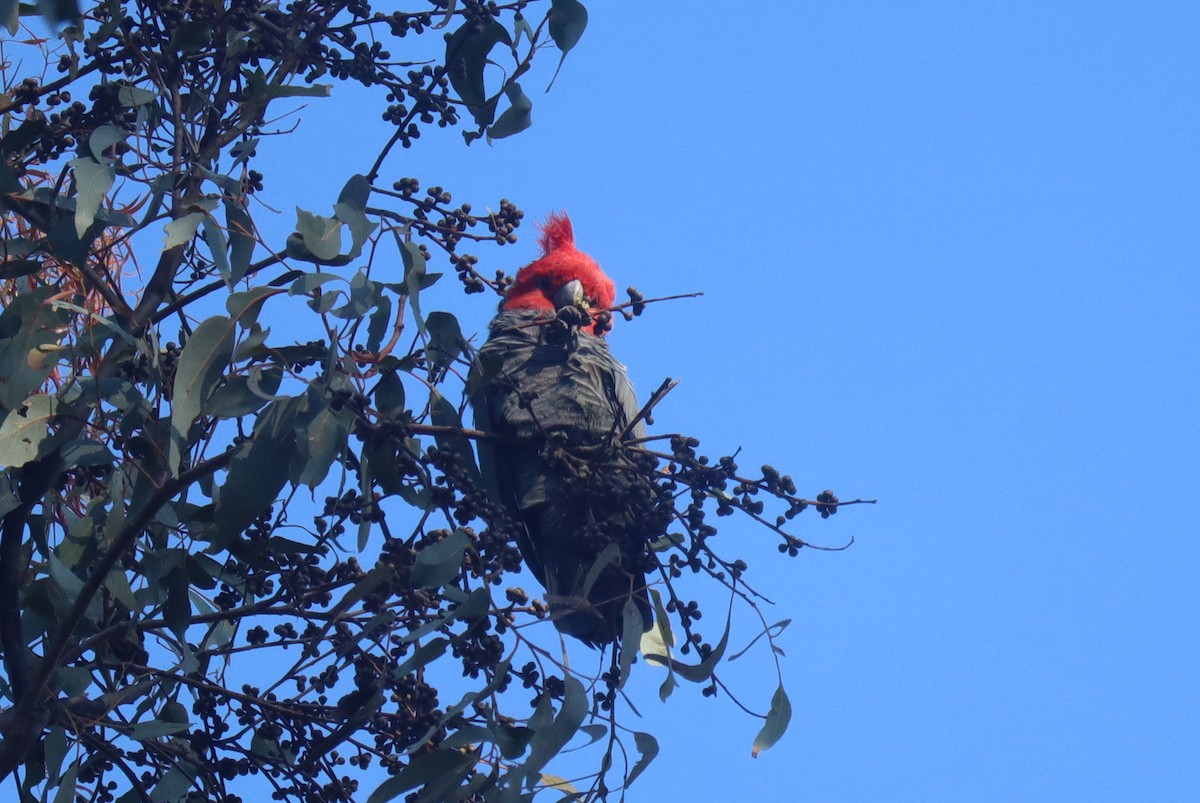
470 213 655 646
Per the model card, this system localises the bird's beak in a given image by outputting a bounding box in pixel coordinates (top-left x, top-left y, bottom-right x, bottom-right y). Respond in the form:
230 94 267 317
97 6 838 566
554 279 586 311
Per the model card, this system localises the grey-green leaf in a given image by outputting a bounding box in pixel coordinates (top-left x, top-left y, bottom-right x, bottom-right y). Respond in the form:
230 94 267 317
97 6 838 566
148 761 197 803
295 403 351 489
374 370 406 418
0 286 68 411
643 598 732 683
212 396 300 549
751 683 792 757
625 731 659 788
400 239 427 335
163 212 205 250
617 597 642 689
424 311 468 375
169 316 235 473
70 156 115 237
0 395 57 467
367 748 477 803
411 528 470 588
224 199 256 284
444 19 512 125
487 82 533 141
523 675 587 782
295 207 343 261
88 125 128 164
130 720 190 740
547 0 588 90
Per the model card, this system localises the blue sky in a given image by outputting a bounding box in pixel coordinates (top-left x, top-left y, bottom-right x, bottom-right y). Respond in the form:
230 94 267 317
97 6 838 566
253 2 1200 800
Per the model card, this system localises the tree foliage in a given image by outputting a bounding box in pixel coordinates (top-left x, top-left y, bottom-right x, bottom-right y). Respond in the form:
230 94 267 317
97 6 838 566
0 1 868 800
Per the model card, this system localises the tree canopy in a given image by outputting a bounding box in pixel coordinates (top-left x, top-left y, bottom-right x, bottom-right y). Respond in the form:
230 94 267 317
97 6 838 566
0 1 866 800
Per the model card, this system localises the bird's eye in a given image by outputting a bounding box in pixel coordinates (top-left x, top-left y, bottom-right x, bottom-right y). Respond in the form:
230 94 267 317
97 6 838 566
537 278 552 291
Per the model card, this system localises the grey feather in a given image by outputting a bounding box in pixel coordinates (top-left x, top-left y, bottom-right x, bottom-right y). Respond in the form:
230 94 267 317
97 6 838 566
470 310 654 646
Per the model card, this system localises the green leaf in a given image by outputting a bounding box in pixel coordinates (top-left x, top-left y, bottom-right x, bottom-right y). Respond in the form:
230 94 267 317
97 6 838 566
405 657 506 754
538 773 578 795
1 0 18 36
330 269 378 320
0 285 69 411
358 439 374 551
46 216 91 267
230 137 259 165
250 732 283 760
165 566 191 638
547 0 588 90
285 232 351 266
424 311 468 375
102 467 125 546
332 174 377 259
70 156 115 237
204 368 281 419
44 727 67 784
243 67 332 101
117 86 157 107
729 618 791 662
400 240 427 335
395 589 485 649
295 207 343 261
201 215 230 283
308 688 384 759
148 761 196 803
411 528 470 588
103 567 137 610
37 0 80 28
225 286 282 326
169 316 235 473
617 597 642 689
163 212 205 250
336 172 370 212
49 551 100 623
751 684 792 757
224 199 256 284
487 82 533 141
512 11 534 45
288 272 342 296
428 390 484 488
169 20 211 53
0 395 57 467
88 125 127 163
130 720 190 740
295 402 351 489
625 731 659 788
444 19 512 125
312 567 395 649
60 438 115 467
361 440 407 500
212 396 300 549
374 370 406 417
0 238 36 260
367 748 478 803
365 293 392 352
642 593 731 684
0 393 60 465
579 542 619 600
51 758 80 803
523 676 587 783
389 637 449 679
432 0 456 29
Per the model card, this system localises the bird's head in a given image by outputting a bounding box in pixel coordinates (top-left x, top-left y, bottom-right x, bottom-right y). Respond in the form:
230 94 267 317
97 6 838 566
502 213 615 336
